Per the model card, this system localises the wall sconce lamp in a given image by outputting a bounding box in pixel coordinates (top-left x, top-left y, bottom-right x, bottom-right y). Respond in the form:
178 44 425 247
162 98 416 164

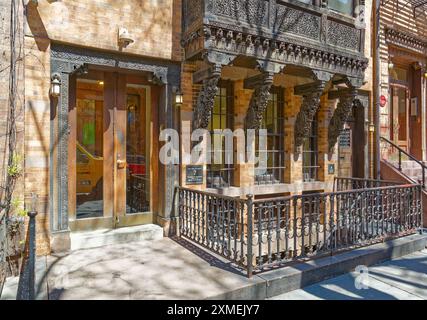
388 62 394 70
175 89 183 106
50 73 61 98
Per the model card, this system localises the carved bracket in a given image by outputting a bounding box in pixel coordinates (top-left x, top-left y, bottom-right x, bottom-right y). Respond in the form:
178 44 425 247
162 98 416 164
327 87 358 152
244 71 275 130
192 64 222 130
294 81 327 151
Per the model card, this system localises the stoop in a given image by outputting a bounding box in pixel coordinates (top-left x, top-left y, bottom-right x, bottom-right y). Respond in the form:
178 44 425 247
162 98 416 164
70 224 163 251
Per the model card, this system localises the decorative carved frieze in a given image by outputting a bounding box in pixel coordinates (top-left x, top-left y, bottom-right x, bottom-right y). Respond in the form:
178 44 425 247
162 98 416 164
327 88 358 152
183 25 368 79
294 81 328 151
327 20 361 51
207 0 269 27
192 64 222 129
275 5 321 40
244 72 275 130
385 28 427 56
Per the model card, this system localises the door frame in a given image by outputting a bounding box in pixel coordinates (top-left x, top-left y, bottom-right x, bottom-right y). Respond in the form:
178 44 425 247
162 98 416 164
390 83 410 152
50 44 179 238
67 68 158 232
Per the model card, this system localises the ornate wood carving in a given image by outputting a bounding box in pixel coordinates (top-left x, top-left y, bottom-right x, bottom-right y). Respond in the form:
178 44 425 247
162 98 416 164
294 81 327 151
183 1 368 89
192 64 222 129
244 72 274 130
327 88 358 152
183 25 368 79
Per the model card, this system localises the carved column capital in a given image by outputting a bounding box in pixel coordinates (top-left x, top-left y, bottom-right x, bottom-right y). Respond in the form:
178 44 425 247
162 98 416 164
294 81 327 151
244 71 275 130
192 64 222 130
328 87 358 153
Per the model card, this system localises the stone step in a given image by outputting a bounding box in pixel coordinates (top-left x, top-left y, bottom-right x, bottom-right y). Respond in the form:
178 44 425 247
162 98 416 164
70 224 163 251
402 168 423 177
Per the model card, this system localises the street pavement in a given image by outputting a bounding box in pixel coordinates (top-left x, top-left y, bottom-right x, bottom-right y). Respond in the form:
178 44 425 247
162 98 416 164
270 249 427 300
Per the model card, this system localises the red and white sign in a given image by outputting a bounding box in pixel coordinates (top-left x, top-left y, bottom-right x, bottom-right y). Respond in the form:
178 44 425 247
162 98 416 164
380 95 387 107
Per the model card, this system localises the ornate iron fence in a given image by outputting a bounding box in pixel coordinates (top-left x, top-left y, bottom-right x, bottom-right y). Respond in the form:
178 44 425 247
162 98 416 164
0 211 6 294
177 182 423 278
334 177 400 191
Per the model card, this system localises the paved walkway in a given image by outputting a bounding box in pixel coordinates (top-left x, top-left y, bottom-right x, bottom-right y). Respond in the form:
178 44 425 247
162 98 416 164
270 249 427 300
1 238 426 300
1 237 256 300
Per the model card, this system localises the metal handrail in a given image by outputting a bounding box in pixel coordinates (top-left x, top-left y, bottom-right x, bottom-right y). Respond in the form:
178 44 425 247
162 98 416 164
380 136 427 188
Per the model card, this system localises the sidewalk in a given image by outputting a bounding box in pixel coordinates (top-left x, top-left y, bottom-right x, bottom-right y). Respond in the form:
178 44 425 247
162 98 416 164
270 249 427 300
1 236 426 300
2 237 258 300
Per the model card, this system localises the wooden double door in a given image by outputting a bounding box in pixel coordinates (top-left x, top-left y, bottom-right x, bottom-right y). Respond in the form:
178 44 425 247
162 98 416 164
68 69 158 231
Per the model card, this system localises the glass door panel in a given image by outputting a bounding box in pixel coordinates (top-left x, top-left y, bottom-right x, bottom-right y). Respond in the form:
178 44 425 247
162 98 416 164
126 85 151 214
75 76 105 219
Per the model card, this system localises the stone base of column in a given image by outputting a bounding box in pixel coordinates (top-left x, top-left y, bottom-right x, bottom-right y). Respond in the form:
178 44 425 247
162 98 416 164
50 230 71 253
157 216 179 237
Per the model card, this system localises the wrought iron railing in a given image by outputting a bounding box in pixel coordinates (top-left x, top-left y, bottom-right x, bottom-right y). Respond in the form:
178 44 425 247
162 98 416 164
334 176 400 192
177 182 423 277
380 136 427 188
0 210 6 295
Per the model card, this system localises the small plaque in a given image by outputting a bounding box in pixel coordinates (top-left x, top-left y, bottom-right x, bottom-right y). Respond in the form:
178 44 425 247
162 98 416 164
328 164 335 175
186 165 203 185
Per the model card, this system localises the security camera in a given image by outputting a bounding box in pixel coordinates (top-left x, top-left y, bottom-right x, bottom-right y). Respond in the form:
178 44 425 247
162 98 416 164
118 27 134 48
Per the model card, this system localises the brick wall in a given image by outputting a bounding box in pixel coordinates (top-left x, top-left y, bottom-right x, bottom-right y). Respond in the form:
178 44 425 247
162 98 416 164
0 0 26 243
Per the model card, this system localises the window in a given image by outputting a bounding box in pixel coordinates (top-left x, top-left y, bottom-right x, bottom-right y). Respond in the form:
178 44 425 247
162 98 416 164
328 0 354 16
255 88 285 185
302 113 319 182
207 81 234 188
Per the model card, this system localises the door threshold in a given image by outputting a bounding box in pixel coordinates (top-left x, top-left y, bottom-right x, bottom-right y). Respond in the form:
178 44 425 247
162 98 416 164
70 224 163 251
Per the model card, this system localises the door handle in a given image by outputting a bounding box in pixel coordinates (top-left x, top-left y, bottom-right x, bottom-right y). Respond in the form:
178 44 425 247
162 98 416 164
117 159 126 169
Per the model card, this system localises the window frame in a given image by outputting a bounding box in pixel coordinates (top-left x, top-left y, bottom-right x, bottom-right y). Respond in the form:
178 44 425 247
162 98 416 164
207 80 235 189
255 87 286 185
302 113 319 182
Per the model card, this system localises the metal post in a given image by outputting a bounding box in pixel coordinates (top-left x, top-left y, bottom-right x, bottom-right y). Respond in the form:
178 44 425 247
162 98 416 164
27 210 37 300
399 150 402 171
423 167 426 189
246 194 253 278
17 194 38 300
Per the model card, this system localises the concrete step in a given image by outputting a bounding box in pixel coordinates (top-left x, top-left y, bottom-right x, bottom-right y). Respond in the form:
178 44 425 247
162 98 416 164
70 224 163 251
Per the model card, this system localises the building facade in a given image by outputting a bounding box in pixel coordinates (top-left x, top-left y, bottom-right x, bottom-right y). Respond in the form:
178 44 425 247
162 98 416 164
0 0 379 255
379 0 427 159
180 0 373 198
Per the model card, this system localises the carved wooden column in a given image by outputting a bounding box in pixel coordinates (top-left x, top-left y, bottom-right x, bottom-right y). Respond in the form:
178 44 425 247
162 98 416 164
244 72 274 130
327 87 358 153
192 64 222 130
294 81 327 152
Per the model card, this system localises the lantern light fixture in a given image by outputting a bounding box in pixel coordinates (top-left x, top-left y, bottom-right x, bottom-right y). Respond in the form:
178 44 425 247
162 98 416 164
50 73 61 98
175 89 183 106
